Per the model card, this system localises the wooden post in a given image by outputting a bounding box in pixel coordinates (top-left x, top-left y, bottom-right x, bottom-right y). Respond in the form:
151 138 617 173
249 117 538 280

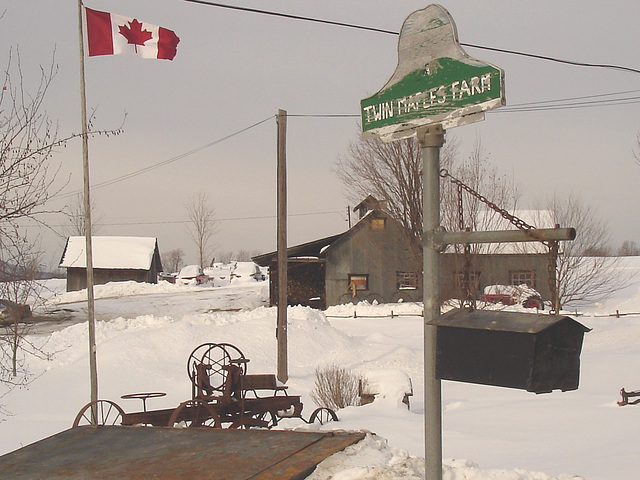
276 109 288 383
76 0 99 420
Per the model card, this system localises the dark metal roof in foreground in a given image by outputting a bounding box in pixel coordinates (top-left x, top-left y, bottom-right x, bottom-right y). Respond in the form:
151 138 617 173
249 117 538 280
429 308 591 334
0 426 366 480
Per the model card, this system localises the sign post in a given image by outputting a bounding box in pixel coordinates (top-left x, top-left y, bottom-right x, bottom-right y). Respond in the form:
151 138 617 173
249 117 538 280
361 5 505 479
421 124 445 480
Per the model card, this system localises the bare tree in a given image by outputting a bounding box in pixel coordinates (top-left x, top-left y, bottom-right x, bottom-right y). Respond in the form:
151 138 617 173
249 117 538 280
336 135 518 243
0 241 47 385
618 240 640 257
1 51 64 240
63 193 103 237
532 192 633 309
0 50 66 388
161 248 184 273
186 192 218 268
216 251 233 264
0 48 120 390
336 135 453 243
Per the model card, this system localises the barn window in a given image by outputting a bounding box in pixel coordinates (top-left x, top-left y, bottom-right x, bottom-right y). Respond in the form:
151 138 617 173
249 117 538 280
510 270 536 287
371 218 386 230
347 274 369 293
396 271 418 290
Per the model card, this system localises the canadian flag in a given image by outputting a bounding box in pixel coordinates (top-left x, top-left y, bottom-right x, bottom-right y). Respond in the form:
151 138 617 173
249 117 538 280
85 7 180 60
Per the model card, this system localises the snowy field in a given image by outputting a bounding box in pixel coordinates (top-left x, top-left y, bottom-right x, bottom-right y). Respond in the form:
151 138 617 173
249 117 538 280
2 260 640 479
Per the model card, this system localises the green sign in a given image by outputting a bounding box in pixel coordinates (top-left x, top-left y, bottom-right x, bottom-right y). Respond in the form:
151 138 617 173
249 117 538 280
361 5 505 141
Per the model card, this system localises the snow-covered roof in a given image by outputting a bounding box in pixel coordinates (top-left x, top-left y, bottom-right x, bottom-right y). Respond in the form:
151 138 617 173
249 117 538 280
59 236 158 270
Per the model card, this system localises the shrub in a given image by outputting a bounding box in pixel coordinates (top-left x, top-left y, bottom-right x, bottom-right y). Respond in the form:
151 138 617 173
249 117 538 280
310 364 360 411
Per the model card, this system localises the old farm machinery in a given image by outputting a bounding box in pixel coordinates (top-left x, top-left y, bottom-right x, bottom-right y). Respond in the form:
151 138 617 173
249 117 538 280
73 343 338 429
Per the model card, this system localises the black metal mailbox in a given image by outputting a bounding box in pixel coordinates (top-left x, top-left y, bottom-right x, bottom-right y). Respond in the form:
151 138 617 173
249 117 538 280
428 309 591 393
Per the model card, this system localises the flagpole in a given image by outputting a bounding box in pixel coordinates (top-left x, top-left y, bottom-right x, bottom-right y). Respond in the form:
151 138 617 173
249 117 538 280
77 0 99 419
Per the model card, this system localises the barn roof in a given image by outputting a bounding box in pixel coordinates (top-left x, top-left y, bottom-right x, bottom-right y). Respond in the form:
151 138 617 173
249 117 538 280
59 236 159 270
252 233 343 267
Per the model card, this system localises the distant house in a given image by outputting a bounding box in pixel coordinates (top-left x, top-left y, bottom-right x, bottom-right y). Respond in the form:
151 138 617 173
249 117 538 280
253 197 552 309
59 236 163 292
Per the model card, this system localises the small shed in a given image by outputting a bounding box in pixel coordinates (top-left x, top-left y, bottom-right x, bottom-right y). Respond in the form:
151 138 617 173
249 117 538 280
428 309 591 393
59 236 163 292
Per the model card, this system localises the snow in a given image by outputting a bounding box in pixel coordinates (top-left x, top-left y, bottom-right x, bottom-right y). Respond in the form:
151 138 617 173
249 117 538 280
59 236 158 270
3 260 640 479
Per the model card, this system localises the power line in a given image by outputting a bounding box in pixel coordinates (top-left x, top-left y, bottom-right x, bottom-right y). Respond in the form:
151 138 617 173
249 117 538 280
289 114 359 118
53 115 273 200
499 97 640 113
502 89 640 108
462 43 640 75
35 210 344 229
182 0 640 75
182 0 398 35
497 89 640 113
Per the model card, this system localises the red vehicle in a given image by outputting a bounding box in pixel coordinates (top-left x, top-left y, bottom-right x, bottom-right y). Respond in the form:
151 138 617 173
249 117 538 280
176 265 210 286
482 284 544 310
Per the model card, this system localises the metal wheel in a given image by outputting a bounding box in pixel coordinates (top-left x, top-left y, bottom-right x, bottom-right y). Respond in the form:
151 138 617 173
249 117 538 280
364 293 385 304
187 343 219 381
187 343 247 394
168 399 221 428
523 296 544 310
308 407 338 425
73 400 125 427
230 410 278 429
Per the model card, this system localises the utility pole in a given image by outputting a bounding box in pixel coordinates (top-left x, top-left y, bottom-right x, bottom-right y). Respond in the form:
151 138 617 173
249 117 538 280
276 109 288 383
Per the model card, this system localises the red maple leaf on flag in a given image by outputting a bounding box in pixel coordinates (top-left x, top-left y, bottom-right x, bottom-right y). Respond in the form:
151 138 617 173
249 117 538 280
118 19 153 53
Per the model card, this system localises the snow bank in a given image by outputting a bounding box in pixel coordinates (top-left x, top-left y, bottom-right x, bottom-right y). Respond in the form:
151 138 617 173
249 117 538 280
308 433 584 480
5 257 640 478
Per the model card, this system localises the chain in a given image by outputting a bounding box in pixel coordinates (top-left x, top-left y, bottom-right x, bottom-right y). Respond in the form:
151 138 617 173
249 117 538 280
547 240 560 315
457 183 475 308
439 169 550 244
440 168 559 312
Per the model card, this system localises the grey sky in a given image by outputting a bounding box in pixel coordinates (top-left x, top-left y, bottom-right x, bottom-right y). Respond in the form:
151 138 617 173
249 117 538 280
2 1 640 268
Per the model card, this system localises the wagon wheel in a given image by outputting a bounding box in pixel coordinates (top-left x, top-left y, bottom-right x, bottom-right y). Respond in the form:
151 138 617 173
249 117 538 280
73 400 125 427
229 410 278 429
168 399 222 428
308 407 338 425
187 343 247 394
186 343 220 381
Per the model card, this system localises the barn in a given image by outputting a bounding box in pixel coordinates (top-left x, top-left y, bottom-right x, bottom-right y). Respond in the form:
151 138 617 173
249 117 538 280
59 236 163 292
253 197 422 309
253 197 552 309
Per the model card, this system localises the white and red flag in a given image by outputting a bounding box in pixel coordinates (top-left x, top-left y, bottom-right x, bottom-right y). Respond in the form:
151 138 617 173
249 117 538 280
85 7 180 60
